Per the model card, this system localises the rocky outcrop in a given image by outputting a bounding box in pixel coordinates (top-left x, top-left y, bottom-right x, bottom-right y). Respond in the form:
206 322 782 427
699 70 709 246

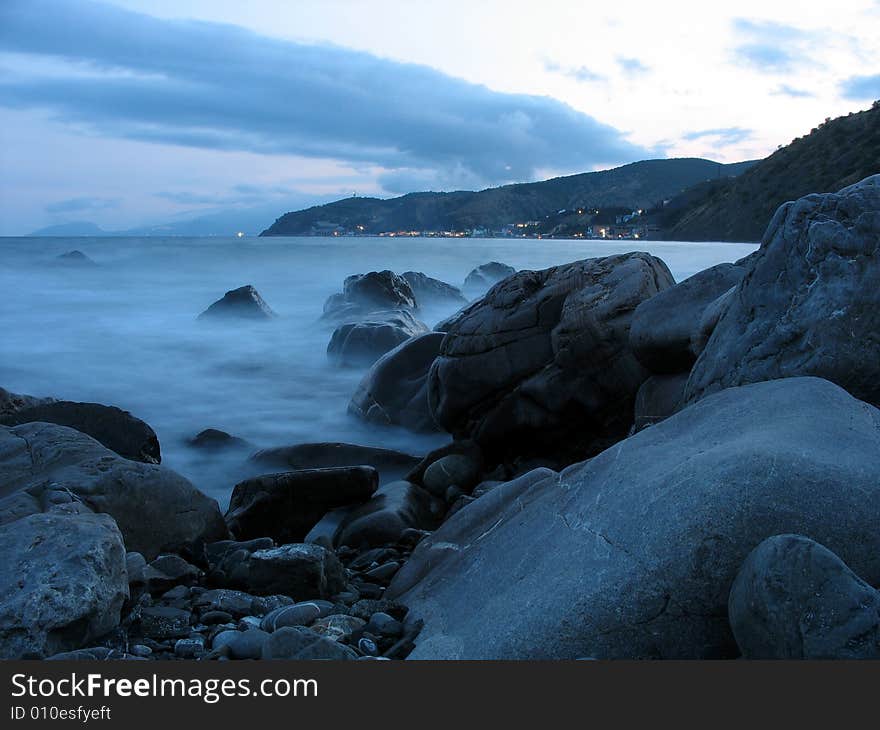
401 272 467 308
629 261 748 373
632 373 688 431
327 311 428 367
685 175 880 406
323 271 417 323
462 262 516 299
55 250 97 266
427 253 675 466
188 428 250 451
225 467 379 543
389 378 880 659
0 512 127 659
0 387 53 418
728 534 880 659
0 400 161 464
198 285 276 320
348 332 445 433
0 422 226 559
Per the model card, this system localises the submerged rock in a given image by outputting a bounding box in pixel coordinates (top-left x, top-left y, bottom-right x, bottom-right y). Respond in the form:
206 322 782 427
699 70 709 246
461 262 516 299
728 534 880 659
390 377 880 659
198 285 276 320
685 175 880 407
55 250 97 266
323 271 417 323
401 272 467 308
0 400 161 464
327 311 428 367
428 253 674 466
188 428 250 451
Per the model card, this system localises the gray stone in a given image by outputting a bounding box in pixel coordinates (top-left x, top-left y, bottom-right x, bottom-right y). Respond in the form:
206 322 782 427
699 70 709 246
632 373 689 431
198 285 276 320
174 636 206 659
311 614 365 642
629 262 746 374
462 262 516 299
366 612 403 638
231 544 347 599
689 287 735 360
323 271 417 323
261 626 358 660
728 534 880 659
0 401 162 464
213 628 270 659
327 311 428 368
0 387 53 419
428 253 674 466
389 378 880 659
225 467 378 543
348 332 445 433
685 175 880 407
260 602 324 632
401 272 467 308
422 454 481 497
142 554 201 594
0 512 127 659
0 422 227 560
138 606 192 640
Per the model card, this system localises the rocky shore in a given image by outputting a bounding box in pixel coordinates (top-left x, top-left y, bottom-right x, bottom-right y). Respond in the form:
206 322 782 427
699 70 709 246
1 175 879 660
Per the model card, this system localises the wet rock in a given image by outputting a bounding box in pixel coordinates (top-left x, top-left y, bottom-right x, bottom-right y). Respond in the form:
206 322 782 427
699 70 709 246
198 285 276 320
138 607 192 641
225 467 378 543
213 628 270 659
422 453 481 497
327 311 428 368
462 262 516 299
55 250 97 266
311 614 365 642
188 429 250 451
323 271 417 323
261 626 358 660
401 272 467 308
632 373 689 432
729 534 880 659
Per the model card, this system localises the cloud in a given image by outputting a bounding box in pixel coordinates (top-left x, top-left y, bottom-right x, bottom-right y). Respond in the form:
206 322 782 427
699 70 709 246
544 60 605 83
617 57 650 76
731 19 816 73
682 127 754 145
772 84 815 98
0 0 649 191
839 73 880 100
45 196 120 214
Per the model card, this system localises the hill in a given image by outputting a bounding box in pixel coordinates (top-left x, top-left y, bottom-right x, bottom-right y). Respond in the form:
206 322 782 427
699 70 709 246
28 221 109 236
260 158 754 236
663 104 880 242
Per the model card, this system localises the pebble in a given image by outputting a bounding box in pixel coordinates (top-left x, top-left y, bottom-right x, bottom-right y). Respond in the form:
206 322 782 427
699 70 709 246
366 612 403 638
200 610 234 625
213 629 270 660
358 637 379 656
237 616 262 631
174 637 205 659
355 583 383 600
311 614 365 642
363 561 400 583
260 602 322 632
130 644 152 658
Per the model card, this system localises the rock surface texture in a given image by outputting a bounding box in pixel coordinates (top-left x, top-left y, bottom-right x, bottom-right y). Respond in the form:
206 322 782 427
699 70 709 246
389 378 880 659
327 311 428 367
198 285 276 320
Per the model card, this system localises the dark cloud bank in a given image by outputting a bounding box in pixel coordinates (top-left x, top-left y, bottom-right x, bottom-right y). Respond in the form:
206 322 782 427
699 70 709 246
0 0 650 191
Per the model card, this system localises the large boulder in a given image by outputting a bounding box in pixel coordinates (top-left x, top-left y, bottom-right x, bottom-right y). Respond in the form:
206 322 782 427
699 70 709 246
685 176 880 406
250 442 420 484
427 253 675 466
389 377 880 659
632 373 688 431
225 467 379 543
327 311 428 368
0 511 128 658
323 271 417 323
0 401 161 464
198 285 276 320
0 387 53 418
0 422 226 559
462 262 516 299
348 332 445 433
401 272 467 308
629 262 748 373
728 534 880 659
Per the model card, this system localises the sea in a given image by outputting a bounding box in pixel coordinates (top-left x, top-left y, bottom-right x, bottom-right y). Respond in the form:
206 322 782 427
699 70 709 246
0 236 758 506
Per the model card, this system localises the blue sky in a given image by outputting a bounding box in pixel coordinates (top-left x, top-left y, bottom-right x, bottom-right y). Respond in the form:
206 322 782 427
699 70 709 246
0 0 878 234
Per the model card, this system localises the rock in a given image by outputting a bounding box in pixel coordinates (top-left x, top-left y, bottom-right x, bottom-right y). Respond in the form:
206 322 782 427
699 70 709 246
337 481 443 549
428 254 674 466
0 512 127 659
401 272 467 308
0 422 227 560
327 311 428 368
358 637 379 656
323 271 417 323
366 612 403 638
260 602 324 632
126 552 147 586
422 453 481 497
629 262 747 374
193 589 266 617
225 467 379 543
213 629 270 659
261 626 357 660
348 332 445 433
0 401 162 464
462 262 516 299
198 285 276 320
632 373 689 431
362 562 400 583
188 429 250 451
389 378 880 659
220 543 347 599
311 614 365 642
689 287 735 360
349 599 408 622
174 637 206 659
685 176 880 407
55 250 97 266
138 606 192 641
141 554 201 594
0 387 53 418
250 442 420 484
728 534 880 659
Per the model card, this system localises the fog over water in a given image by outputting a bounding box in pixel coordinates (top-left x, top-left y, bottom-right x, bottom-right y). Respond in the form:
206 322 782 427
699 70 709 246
0 236 758 506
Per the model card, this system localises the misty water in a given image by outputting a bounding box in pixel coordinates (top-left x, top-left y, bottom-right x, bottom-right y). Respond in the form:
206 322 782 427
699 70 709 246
1 236 758 507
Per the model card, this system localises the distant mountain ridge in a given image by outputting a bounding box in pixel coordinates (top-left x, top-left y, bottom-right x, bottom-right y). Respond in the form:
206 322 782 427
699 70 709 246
661 104 880 242
260 158 755 236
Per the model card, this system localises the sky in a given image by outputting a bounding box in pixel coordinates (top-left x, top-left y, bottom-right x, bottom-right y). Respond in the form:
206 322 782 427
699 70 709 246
0 0 878 235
